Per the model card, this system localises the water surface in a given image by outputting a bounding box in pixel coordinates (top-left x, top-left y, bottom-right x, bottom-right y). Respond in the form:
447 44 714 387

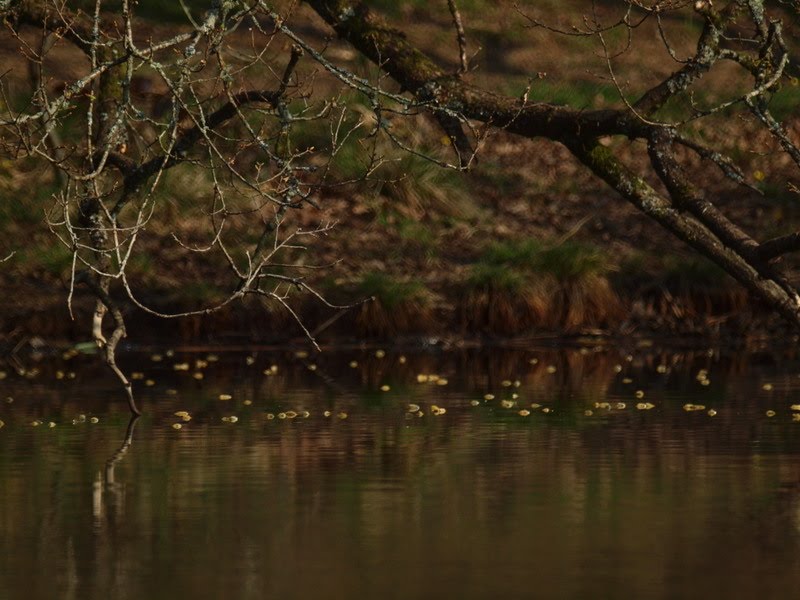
2 345 800 599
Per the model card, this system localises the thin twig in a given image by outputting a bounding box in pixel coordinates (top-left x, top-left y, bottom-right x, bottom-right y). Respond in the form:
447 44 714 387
446 0 468 75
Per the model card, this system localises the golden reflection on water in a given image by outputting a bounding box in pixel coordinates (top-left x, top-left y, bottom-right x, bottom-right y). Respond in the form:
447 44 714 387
3 346 800 598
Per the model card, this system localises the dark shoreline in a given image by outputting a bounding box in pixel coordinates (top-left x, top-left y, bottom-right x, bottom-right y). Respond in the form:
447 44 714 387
1 303 794 356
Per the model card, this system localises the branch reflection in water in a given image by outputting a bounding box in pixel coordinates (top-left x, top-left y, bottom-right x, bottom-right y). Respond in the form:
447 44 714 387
93 415 139 530
6 347 800 599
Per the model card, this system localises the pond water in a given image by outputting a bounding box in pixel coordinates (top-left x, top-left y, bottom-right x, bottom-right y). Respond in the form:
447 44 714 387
2 344 800 599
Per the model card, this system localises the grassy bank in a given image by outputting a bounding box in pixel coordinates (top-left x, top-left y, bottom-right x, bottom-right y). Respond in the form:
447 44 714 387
1 1 800 343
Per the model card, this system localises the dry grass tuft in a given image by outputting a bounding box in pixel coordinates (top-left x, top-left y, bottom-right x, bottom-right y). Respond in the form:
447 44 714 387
353 272 436 337
462 239 624 334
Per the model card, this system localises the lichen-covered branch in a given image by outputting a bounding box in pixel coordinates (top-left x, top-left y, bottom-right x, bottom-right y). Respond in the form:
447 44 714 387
300 0 800 328
1 0 356 413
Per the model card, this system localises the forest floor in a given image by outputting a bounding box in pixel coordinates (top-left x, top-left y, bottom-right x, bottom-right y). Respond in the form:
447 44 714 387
1 1 800 345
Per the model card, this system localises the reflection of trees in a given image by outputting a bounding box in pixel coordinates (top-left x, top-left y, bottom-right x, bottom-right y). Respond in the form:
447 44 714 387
5 350 800 596
93 415 138 529
85 415 139 600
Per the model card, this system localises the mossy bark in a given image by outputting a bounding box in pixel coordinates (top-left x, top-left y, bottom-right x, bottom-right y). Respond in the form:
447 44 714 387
305 0 800 330
569 141 800 328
